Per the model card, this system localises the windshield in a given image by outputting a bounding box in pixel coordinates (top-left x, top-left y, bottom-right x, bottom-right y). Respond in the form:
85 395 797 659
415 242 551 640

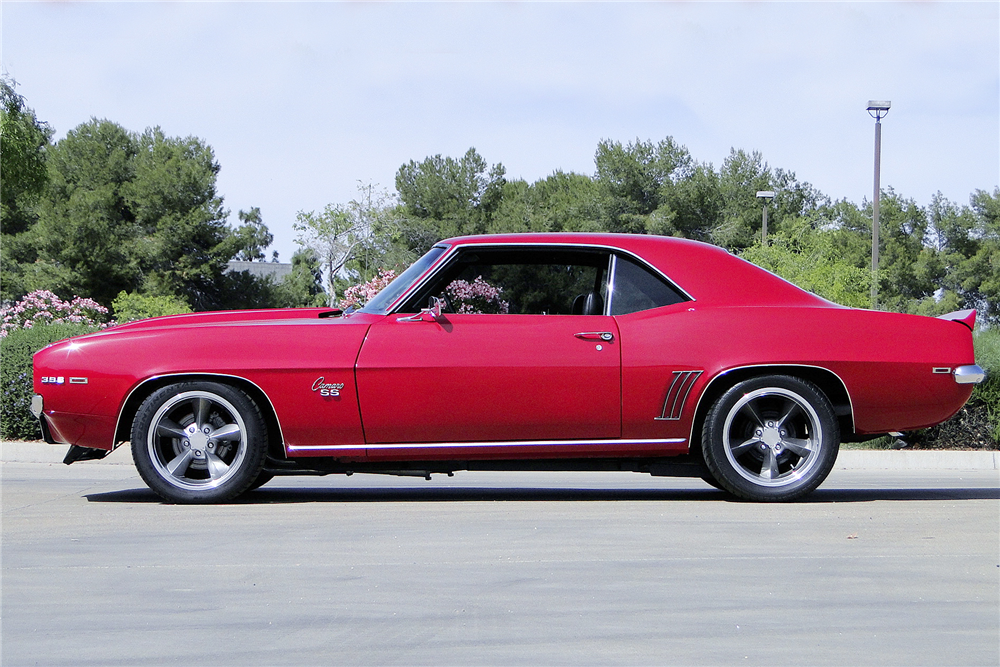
359 245 449 314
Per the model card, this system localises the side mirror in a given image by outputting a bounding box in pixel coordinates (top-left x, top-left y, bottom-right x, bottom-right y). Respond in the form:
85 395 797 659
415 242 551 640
427 296 443 319
397 296 444 323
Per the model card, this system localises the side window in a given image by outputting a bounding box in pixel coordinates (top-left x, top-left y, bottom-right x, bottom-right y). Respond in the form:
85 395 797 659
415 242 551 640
610 255 688 315
400 248 611 315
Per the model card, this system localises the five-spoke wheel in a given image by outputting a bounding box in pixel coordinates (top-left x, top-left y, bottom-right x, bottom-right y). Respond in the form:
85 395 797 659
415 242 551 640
132 382 267 503
702 375 839 501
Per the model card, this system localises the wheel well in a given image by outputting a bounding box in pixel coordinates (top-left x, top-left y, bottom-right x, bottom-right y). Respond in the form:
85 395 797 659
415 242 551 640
114 375 285 459
690 366 854 452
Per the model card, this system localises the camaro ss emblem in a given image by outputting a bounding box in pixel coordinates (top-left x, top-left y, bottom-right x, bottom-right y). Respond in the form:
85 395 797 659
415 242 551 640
312 377 345 397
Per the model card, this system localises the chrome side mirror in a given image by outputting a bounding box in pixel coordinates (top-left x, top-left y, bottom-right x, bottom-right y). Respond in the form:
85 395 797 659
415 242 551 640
427 296 443 319
397 296 444 323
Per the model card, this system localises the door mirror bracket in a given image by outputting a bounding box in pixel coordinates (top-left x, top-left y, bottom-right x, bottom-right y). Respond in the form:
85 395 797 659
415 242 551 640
397 296 444 323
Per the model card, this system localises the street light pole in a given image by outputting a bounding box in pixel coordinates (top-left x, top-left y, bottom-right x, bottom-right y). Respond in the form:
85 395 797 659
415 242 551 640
756 191 775 246
867 100 890 309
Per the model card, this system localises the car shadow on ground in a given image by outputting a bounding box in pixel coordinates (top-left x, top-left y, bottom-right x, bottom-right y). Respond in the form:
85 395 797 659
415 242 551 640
85 485 1000 504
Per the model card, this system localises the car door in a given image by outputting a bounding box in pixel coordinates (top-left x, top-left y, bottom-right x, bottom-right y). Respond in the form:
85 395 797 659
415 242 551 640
354 245 623 458
608 252 701 449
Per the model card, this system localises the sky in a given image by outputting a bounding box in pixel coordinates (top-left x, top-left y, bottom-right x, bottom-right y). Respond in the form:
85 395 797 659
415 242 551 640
3 1 998 262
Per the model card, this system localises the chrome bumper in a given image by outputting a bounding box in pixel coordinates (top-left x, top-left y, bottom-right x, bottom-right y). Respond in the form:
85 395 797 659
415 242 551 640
30 394 43 418
954 365 986 385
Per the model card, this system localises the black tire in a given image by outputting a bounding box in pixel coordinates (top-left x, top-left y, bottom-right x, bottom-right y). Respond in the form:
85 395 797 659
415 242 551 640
702 375 839 502
247 470 275 491
131 382 267 503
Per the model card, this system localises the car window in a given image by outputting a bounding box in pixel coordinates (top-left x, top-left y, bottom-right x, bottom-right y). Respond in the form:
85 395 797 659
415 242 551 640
400 247 612 315
609 254 688 315
361 245 448 314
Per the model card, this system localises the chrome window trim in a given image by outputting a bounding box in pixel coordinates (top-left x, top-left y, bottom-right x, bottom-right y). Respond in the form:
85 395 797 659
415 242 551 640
113 372 286 450
386 241 694 316
288 437 687 453
604 254 618 316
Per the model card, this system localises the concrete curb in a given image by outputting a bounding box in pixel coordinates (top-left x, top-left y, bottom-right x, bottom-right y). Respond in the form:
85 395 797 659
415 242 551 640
2 441 998 470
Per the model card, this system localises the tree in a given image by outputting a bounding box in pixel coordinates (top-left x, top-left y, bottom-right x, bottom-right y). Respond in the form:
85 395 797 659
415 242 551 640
1 77 55 302
594 137 694 235
293 204 357 306
395 147 506 249
294 183 401 306
489 171 606 234
710 149 773 249
926 188 1000 324
0 76 53 236
27 119 141 306
275 248 326 307
9 118 264 310
228 207 273 261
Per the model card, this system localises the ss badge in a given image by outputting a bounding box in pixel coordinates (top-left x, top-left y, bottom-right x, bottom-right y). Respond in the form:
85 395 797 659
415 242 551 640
311 377 345 397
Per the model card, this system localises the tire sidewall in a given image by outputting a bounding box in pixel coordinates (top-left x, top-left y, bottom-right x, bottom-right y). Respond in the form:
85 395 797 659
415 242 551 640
131 381 267 503
702 375 839 501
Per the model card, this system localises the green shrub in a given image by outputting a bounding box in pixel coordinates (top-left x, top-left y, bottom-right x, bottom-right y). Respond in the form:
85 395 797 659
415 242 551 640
111 291 191 323
971 328 1000 442
909 328 999 449
0 323 100 440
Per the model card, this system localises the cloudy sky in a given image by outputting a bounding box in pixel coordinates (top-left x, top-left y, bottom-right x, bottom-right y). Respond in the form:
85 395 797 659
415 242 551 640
3 1 998 261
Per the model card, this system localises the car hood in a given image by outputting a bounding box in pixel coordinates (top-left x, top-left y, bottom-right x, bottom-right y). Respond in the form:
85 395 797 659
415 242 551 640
104 307 344 333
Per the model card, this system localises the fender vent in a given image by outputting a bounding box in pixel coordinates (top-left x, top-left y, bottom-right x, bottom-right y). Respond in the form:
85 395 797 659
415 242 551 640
655 370 704 421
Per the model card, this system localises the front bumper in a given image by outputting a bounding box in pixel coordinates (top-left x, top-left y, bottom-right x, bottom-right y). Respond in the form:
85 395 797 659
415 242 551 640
954 365 986 384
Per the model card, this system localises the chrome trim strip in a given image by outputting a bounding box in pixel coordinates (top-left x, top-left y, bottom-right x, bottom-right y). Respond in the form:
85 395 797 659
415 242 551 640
954 364 986 385
113 372 287 450
386 241 695 316
688 364 856 445
605 253 618 316
655 370 704 421
288 437 687 453
932 367 951 374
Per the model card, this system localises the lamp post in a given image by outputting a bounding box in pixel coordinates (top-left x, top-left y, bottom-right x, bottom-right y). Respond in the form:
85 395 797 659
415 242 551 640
867 100 890 309
756 191 775 245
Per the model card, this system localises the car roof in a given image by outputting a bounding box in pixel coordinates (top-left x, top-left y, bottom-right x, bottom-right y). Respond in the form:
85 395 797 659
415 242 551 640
438 233 832 308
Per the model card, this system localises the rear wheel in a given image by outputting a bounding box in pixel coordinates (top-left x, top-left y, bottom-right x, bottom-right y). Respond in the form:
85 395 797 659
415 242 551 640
702 375 839 501
131 382 267 503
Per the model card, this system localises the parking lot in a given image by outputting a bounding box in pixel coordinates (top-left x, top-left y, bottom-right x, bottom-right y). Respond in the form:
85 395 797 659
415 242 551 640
2 458 998 666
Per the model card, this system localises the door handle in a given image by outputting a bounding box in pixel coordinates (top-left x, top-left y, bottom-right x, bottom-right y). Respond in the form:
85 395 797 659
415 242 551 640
575 331 614 342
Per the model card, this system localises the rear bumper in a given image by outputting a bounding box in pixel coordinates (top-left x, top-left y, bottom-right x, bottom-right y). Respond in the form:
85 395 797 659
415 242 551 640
30 395 56 445
954 365 986 385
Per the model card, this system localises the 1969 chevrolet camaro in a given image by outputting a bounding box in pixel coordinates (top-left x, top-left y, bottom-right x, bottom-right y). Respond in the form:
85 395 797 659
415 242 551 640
32 233 985 503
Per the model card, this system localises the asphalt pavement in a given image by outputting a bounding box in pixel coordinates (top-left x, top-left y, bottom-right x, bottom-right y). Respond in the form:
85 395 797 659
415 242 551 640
2 454 998 667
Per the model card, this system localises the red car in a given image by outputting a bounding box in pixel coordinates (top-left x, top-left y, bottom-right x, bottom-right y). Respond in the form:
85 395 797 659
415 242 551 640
31 233 984 503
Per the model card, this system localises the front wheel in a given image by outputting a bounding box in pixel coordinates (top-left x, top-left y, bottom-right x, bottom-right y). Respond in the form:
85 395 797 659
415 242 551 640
131 382 267 503
702 375 839 501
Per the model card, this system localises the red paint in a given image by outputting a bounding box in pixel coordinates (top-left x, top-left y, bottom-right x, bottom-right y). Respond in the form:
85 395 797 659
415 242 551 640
33 233 978 463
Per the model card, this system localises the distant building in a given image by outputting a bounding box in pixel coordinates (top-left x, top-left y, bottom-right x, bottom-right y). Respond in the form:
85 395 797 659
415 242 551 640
226 261 294 283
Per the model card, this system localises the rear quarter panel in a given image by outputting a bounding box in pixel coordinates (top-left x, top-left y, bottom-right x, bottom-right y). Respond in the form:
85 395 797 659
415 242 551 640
617 304 976 440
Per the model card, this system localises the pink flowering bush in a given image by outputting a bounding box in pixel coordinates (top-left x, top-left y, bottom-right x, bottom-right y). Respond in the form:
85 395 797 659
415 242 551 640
339 270 398 311
1 290 109 338
445 276 509 314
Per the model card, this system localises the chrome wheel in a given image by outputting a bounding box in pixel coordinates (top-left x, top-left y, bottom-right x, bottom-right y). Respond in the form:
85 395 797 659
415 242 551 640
702 375 839 501
132 382 266 503
147 391 248 491
722 387 823 487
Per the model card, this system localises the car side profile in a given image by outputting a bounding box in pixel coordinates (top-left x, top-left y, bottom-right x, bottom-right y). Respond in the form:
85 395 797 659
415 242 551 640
31 233 984 503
